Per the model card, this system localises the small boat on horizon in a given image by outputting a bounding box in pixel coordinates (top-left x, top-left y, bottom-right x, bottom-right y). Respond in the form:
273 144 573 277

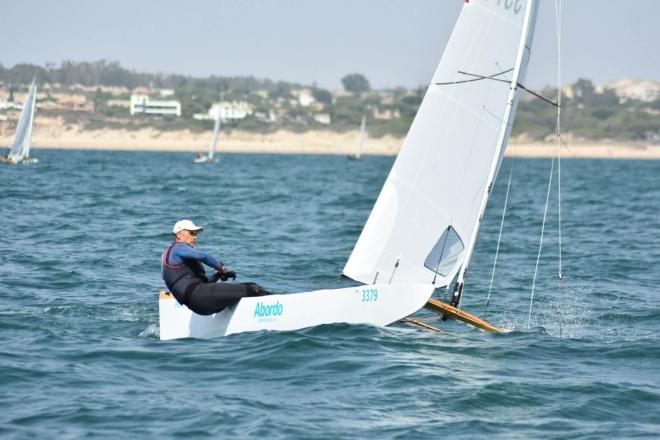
194 110 221 164
2 80 38 165
347 114 366 160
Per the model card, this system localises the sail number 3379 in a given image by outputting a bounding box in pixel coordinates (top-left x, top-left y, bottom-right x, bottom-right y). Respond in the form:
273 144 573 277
361 288 379 302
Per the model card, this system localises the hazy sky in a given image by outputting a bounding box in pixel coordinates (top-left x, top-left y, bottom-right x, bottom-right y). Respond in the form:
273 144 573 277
1 0 658 90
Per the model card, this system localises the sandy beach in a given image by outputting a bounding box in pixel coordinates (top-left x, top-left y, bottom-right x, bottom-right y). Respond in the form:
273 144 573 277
3 116 659 159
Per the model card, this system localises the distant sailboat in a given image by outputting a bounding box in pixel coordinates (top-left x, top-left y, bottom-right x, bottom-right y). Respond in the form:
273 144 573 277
347 115 366 160
2 81 38 165
194 111 221 163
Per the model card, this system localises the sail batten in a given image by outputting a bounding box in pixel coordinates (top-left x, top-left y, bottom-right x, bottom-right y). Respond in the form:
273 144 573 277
343 0 538 288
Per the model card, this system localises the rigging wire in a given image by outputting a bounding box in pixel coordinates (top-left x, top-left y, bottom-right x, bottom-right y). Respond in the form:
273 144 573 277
527 0 565 331
441 70 559 107
556 0 565 337
486 149 516 307
434 68 514 86
528 156 555 329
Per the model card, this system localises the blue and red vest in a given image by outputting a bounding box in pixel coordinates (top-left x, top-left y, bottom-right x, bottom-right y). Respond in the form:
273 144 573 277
161 243 206 305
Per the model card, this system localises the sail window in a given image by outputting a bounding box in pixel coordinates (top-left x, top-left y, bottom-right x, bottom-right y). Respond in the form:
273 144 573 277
424 226 465 277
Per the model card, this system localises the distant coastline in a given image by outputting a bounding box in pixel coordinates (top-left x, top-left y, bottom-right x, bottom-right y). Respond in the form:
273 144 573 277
3 117 659 159
2 63 659 159
25 133 660 160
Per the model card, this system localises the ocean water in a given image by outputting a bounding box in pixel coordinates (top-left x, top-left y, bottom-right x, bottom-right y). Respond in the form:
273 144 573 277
1 150 659 439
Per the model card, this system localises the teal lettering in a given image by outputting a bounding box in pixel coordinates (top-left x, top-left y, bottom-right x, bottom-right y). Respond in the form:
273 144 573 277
361 288 380 302
253 301 284 319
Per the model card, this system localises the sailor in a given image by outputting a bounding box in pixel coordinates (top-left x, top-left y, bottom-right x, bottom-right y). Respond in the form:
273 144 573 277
162 219 270 315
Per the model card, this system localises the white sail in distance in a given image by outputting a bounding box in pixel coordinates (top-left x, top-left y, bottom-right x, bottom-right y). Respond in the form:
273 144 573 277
7 82 37 163
209 111 221 161
356 115 366 159
343 0 539 288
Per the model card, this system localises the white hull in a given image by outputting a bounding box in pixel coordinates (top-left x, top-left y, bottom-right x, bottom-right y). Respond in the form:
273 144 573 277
193 155 216 164
1 156 37 165
159 283 434 340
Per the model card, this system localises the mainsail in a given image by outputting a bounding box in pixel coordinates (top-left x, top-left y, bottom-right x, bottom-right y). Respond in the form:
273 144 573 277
7 81 37 163
343 0 539 291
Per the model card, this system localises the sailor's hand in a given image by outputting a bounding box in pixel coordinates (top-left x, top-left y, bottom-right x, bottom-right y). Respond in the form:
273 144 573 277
219 269 237 281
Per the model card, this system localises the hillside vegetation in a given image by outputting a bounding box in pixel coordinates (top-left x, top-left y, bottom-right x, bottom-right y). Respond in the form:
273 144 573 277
1 61 658 143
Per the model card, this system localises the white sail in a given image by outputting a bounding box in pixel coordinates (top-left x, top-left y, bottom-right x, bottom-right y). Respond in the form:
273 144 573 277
348 115 366 160
343 0 539 288
209 111 221 160
7 82 37 162
355 115 366 159
194 111 221 163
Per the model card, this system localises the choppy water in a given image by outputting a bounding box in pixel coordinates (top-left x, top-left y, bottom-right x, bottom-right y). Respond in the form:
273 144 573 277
1 150 659 439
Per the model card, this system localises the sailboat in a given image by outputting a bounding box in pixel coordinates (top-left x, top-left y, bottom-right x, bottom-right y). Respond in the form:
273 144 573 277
2 81 38 165
159 0 539 339
194 110 221 163
347 114 366 160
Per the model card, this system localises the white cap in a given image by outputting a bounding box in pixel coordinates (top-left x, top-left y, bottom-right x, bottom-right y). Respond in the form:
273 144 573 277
172 219 205 234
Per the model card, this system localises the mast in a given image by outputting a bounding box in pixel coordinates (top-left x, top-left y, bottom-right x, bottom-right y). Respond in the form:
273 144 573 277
450 0 539 307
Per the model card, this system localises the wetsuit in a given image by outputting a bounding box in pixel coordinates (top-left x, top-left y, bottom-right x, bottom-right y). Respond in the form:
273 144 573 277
161 242 268 315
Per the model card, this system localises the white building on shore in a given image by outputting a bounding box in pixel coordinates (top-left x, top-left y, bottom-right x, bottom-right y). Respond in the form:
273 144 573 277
314 113 331 125
293 88 316 107
212 101 253 121
194 101 254 121
130 94 181 117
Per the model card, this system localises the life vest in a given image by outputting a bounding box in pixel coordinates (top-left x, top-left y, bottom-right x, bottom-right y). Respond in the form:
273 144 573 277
161 242 206 305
